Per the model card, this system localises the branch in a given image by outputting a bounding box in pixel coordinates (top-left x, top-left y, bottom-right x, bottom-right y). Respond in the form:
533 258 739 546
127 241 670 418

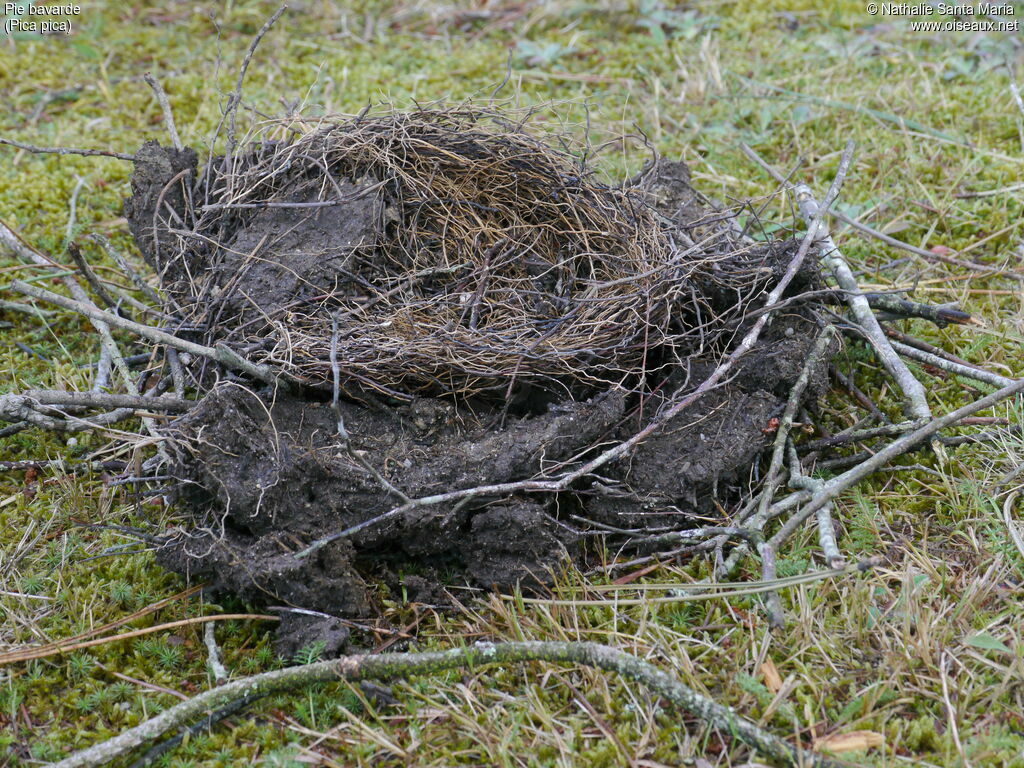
143 73 184 152
49 641 836 768
889 340 1016 389
742 142 934 423
0 136 134 162
9 280 297 390
863 292 972 327
18 390 193 413
794 375 1024 525
67 241 122 313
830 209 1024 281
797 187 932 422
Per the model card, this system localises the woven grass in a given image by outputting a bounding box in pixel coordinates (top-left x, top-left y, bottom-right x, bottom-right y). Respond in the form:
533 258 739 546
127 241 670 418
155 108 762 399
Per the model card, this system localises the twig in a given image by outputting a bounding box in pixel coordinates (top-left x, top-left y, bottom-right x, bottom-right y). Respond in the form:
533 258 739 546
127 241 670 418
10 280 296 389
143 73 184 152
789 442 844 569
882 327 979 368
0 422 30 439
0 615 275 667
791 375 1024 527
863 293 971 327
203 622 229 685
49 640 837 768
3 220 137 420
166 348 186 396
93 343 113 393
829 209 1024 281
788 155 933 422
810 425 1023 472
719 326 835 574
829 364 889 423
890 340 1016 389
67 242 121 312
0 136 135 162
0 459 126 473
0 395 136 432
741 146 932 417
126 692 264 768
88 234 164 306
757 542 785 629
64 175 87 247
755 326 835 525
0 298 55 317
329 315 409 503
225 6 287 154
16 390 192 412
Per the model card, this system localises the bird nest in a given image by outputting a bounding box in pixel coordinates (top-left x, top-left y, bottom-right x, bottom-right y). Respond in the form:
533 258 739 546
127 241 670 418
116 106 832 653
129 108 733 400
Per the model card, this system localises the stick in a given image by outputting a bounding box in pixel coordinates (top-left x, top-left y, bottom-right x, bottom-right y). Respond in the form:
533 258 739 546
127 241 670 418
2 219 135 398
0 299 55 317
49 640 836 768
890 340 1016 389
788 442 844 569
143 73 184 152
793 375 1024 525
17 390 192 412
0 136 135 162
9 280 296 390
829 209 1024 280
0 395 136 432
67 242 121 312
89 234 164 306
203 622 229 685
743 142 941 423
65 175 87 244
719 327 835 575
745 147 934 423
225 6 287 154
126 692 264 768
754 326 835 527
757 541 785 628
863 292 972 327
797 180 933 423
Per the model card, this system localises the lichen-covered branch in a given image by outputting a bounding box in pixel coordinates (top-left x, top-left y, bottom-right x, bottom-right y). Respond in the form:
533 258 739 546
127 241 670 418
50 641 836 768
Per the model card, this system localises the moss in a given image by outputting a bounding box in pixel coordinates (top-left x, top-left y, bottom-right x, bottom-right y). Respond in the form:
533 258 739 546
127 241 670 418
2 1 1023 766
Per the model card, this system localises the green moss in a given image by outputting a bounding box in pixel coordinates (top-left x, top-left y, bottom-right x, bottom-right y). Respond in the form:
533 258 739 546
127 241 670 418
2 1 1023 765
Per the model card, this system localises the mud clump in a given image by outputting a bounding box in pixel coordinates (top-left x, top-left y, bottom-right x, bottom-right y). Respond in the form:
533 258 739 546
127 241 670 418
126 109 835 652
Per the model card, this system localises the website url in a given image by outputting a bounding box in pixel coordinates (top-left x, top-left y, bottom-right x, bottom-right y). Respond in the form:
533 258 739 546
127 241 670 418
910 18 1020 30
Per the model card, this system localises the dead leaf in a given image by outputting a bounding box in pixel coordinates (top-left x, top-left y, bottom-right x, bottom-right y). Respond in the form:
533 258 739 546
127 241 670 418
813 730 884 753
760 658 782 693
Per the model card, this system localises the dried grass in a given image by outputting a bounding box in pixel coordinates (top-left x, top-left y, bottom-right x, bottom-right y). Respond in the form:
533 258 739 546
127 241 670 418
156 107 766 399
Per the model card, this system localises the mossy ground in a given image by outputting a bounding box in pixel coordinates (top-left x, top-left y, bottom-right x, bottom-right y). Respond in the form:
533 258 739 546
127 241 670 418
1 1 1023 766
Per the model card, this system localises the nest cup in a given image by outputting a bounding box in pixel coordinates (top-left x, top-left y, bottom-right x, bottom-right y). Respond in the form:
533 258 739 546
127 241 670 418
156 109 693 400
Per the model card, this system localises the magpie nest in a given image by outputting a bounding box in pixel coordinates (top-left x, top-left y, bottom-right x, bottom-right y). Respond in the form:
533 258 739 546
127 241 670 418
123 108 833 654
